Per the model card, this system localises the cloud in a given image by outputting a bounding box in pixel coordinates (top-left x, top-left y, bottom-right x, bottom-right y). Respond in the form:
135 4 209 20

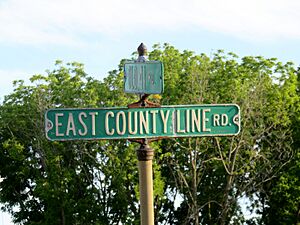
189 0 300 41
0 0 299 46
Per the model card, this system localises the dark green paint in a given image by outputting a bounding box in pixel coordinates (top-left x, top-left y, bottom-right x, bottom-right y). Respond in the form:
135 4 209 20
45 104 240 141
124 61 164 94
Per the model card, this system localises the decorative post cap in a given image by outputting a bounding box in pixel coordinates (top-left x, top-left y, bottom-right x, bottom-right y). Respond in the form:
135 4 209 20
138 43 147 56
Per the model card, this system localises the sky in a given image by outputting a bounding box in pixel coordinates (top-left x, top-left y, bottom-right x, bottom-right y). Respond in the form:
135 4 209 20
1 0 300 223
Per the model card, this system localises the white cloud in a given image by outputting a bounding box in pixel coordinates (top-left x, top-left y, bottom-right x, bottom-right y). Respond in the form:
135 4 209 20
189 0 300 41
0 0 299 46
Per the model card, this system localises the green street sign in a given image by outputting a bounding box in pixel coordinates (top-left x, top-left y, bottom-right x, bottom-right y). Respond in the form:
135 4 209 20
124 61 164 94
45 104 240 141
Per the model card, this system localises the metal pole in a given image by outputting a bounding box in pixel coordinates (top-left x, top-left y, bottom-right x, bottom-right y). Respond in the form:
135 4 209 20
137 141 154 225
134 43 155 224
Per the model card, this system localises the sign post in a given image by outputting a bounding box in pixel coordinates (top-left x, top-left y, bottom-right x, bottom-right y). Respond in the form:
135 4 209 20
45 43 241 225
129 43 156 225
136 141 154 225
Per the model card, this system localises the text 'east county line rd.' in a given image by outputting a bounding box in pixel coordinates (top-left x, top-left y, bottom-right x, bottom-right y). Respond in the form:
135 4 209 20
45 105 240 140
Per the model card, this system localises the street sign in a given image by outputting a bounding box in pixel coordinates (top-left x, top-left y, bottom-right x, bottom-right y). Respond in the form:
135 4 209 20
45 104 240 141
124 61 164 94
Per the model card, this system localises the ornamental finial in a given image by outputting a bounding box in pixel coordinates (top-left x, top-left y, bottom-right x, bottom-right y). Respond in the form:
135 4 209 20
138 43 147 56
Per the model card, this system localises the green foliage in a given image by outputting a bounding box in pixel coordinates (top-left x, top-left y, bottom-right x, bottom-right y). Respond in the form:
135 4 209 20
0 45 299 224
0 62 140 224
257 68 300 225
260 153 300 225
150 43 298 224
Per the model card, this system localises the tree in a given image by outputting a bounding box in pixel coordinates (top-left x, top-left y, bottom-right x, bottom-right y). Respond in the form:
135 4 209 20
0 45 298 224
0 61 144 224
256 65 300 225
149 44 296 224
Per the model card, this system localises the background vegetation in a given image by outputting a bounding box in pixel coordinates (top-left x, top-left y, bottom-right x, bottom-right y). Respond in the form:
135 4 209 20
0 44 299 224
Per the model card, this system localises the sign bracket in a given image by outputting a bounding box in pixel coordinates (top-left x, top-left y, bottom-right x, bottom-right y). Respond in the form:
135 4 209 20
127 94 160 109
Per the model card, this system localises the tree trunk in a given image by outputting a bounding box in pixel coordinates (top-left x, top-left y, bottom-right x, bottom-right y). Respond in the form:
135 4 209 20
61 206 65 225
220 174 233 225
193 148 199 225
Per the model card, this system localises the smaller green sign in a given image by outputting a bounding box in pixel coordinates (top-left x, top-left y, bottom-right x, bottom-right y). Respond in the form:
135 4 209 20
124 61 164 94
